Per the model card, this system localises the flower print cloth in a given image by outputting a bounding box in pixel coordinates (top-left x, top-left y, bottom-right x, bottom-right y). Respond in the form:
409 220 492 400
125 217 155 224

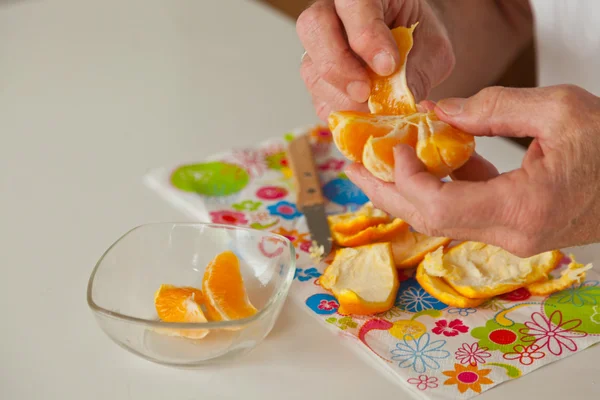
144 125 600 399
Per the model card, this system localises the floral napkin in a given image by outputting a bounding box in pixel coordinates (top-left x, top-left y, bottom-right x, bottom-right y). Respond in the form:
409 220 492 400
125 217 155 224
144 125 600 399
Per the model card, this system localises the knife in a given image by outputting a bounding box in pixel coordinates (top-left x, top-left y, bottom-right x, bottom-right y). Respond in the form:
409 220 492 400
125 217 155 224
287 134 333 258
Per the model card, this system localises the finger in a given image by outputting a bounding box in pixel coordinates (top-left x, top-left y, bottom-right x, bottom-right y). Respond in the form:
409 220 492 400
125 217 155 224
450 152 499 182
405 3 454 101
301 55 368 120
418 100 437 112
333 0 399 77
344 163 423 224
297 1 372 103
346 162 524 247
434 86 550 138
392 144 524 230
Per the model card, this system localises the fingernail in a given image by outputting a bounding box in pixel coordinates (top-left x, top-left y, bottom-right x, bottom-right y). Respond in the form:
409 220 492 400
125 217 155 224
437 98 465 115
346 81 370 103
372 51 396 76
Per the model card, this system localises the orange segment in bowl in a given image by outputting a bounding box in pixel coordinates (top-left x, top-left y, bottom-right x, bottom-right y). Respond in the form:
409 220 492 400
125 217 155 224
154 284 209 339
319 242 399 315
368 23 418 115
202 250 258 322
331 217 408 247
390 228 452 269
327 202 390 235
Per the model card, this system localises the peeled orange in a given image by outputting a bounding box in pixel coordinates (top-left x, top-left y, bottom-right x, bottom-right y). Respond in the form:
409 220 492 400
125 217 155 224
328 24 475 181
526 255 592 296
202 250 258 322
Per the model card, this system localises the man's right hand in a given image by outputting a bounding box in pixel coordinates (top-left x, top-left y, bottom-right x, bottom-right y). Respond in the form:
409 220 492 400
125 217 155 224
296 0 455 121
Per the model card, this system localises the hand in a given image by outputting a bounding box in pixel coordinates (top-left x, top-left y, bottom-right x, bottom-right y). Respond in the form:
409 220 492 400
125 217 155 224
346 85 600 256
296 0 454 121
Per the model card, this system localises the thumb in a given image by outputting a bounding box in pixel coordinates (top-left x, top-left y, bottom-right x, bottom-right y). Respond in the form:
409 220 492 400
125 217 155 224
434 86 549 138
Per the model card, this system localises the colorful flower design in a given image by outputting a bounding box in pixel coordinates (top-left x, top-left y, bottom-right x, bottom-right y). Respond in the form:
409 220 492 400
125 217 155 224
521 310 587 355
295 267 321 282
454 343 491 366
272 227 309 246
310 125 333 143
170 161 249 196
391 333 450 373
229 149 266 177
432 319 469 337
548 281 599 307
395 279 448 313
322 177 369 206
407 375 439 391
318 300 339 312
503 344 545 365
209 210 248 225
318 158 345 171
326 316 358 330
480 298 507 312
298 240 313 253
448 308 477 317
264 151 288 170
232 200 262 211
471 319 528 353
500 287 531 302
443 363 494 394
256 185 288 200
306 294 339 315
267 201 302 220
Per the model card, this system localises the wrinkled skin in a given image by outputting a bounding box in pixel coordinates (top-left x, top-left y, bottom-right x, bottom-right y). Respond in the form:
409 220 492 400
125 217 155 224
346 85 600 257
297 0 454 121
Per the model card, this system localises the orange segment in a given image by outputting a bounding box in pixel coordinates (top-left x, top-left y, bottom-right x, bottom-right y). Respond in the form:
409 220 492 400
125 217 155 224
327 202 390 235
526 255 592 296
154 284 209 339
368 24 418 115
319 242 399 315
416 258 488 308
331 217 408 247
390 229 452 269
423 242 563 299
202 250 257 322
329 111 407 162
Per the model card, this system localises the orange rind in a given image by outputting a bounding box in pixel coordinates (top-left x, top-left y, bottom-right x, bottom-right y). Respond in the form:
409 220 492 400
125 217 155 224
331 217 407 247
154 284 209 339
416 255 488 308
327 202 391 235
319 242 399 315
390 228 452 269
526 255 592 296
422 242 562 299
202 250 258 323
328 24 475 181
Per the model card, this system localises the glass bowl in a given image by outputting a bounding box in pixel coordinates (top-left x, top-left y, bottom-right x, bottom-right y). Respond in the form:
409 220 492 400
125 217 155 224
87 222 295 367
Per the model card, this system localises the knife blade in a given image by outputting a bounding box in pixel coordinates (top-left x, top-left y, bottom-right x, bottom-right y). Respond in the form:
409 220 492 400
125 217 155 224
286 134 333 258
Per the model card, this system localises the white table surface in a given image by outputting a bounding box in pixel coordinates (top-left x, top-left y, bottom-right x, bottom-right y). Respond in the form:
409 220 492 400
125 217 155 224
1 1 598 399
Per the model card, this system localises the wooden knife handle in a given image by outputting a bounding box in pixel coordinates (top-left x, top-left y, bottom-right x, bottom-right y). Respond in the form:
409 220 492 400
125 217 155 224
287 134 324 208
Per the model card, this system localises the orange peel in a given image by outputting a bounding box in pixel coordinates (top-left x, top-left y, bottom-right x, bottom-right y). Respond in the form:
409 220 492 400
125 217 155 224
526 255 592 296
202 250 257 322
327 202 391 235
390 228 452 269
154 284 209 339
331 217 407 247
422 242 562 299
416 255 488 308
319 242 399 315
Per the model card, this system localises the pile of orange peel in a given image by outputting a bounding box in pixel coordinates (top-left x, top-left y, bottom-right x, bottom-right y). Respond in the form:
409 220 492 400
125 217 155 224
318 23 594 315
154 250 257 339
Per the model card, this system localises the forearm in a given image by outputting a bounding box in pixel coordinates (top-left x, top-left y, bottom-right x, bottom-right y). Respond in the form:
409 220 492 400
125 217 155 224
427 0 534 100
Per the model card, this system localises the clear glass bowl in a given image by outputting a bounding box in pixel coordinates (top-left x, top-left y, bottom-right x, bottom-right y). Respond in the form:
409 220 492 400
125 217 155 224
87 223 295 367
